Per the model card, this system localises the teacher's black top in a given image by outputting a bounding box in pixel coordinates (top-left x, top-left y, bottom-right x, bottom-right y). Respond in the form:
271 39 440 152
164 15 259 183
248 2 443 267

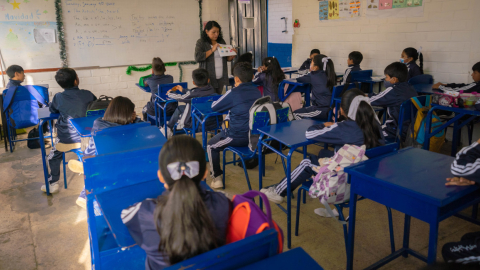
194 38 229 89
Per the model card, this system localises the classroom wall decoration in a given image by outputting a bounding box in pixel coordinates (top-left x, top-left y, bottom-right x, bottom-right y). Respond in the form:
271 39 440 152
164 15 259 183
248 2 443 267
319 0 361 21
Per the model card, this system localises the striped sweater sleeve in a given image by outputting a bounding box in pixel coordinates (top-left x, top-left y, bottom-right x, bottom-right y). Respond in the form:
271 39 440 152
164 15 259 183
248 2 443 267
451 142 480 181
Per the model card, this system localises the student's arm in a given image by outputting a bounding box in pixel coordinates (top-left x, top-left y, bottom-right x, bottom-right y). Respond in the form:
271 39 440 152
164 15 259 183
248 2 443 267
343 69 352 85
299 60 309 71
305 123 347 145
450 141 480 180
167 89 192 100
296 72 312 84
49 94 60 113
252 72 265 85
439 82 476 92
83 137 96 157
211 90 234 113
369 87 397 107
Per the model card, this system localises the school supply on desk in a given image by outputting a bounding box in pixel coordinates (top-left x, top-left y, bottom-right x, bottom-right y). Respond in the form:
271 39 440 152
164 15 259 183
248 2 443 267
217 44 237 57
138 74 152 87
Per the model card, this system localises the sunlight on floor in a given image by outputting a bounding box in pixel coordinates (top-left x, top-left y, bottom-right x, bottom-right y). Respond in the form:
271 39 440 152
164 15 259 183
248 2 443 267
78 239 91 269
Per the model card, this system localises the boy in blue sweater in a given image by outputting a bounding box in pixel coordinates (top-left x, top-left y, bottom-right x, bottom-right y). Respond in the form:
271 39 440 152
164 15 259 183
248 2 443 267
5 65 25 88
207 62 261 188
341 51 363 85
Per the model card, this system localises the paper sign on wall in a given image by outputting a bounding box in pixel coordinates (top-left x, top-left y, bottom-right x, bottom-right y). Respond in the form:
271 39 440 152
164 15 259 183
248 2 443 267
367 0 379 10
319 1 329 21
392 0 406 8
217 45 237 57
33 29 56 44
379 0 393 10
406 0 422 7
328 0 339 20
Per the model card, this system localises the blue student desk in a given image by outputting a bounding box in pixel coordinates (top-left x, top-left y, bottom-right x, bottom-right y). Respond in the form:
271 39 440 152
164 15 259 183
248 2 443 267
191 97 228 153
93 126 166 156
413 84 438 95
344 147 480 269
135 83 151 93
282 67 299 78
237 247 323 270
280 79 311 107
69 115 104 137
37 107 60 195
257 119 324 248
423 105 480 156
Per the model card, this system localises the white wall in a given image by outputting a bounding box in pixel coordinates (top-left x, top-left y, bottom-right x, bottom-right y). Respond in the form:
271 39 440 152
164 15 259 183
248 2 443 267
268 0 293 44
292 0 480 84
0 0 230 113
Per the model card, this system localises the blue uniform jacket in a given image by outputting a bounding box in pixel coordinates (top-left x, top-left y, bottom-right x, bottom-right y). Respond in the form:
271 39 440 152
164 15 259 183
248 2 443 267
252 71 281 102
211 82 261 139
305 119 385 151
299 58 312 71
122 186 231 270
6 79 22 88
296 70 331 108
440 81 480 94
451 141 480 182
342 64 361 85
145 74 174 116
406 62 423 80
369 82 417 138
49 87 97 144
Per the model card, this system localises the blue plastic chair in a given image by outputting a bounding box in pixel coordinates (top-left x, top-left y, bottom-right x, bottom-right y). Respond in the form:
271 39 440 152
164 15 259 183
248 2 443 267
153 83 188 136
294 143 399 254
408 74 433 85
332 83 359 121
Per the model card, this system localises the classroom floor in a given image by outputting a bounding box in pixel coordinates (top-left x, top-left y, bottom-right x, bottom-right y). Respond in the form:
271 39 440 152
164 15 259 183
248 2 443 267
1 133 479 270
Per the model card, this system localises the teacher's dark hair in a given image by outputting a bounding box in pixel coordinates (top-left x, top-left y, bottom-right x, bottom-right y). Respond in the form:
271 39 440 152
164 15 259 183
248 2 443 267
154 135 218 265
201 21 225 44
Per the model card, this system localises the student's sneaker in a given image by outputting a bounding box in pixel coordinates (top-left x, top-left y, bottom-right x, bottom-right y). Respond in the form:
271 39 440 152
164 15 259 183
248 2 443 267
260 186 284 204
160 127 173 138
210 175 224 189
41 182 59 193
68 159 84 174
75 187 86 209
314 207 339 218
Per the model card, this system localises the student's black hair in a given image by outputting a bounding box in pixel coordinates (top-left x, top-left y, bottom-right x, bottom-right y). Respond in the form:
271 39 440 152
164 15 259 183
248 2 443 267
384 62 408 83
55 68 78 89
472 62 480 73
6 65 24 78
312 54 336 92
348 51 363 66
233 62 254 83
310 49 321 56
262 57 285 100
192 68 209 87
231 52 253 74
103 96 135 125
154 135 218 265
403 47 423 74
152 57 166 75
341 88 382 149
201 21 225 44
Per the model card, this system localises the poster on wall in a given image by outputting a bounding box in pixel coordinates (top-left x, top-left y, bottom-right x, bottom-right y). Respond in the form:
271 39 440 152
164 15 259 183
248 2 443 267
379 0 393 10
319 1 329 21
319 0 361 21
328 0 339 20
366 0 424 17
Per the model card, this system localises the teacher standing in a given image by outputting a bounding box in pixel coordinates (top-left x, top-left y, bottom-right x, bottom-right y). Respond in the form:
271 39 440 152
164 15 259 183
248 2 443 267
195 21 236 95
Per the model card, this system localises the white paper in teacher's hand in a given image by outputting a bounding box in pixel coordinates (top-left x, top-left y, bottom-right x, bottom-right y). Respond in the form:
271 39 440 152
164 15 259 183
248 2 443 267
218 45 237 57
34 29 57 44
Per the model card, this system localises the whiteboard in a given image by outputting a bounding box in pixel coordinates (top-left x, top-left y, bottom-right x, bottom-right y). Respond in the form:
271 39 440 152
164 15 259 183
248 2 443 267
62 0 201 67
0 0 61 69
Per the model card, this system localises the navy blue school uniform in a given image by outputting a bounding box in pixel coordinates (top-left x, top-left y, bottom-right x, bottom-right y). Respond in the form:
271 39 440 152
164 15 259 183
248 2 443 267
48 86 96 184
6 79 22 88
341 64 361 85
144 74 175 118
450 141 480 182
293 70 331 120
369 82 417 139
299 58 312 71
406 61 423 80
166 85 219 130
274 120 385 196
439 81 480 93
207 82 262 178
122 186 231 270
252 71 281 102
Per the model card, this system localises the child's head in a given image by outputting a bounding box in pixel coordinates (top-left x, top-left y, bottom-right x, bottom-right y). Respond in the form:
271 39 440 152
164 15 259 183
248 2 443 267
384 62 408 85
311 54 336 91
401 47 423 73
233 62 254 86
6 65 25 82
341 88 382 149
471 62 480 82
310 49 320 59
55 68 79 89
202 21 223 44
155 135 217 264
348 51 363 66
237 53 253 64
152 57 166 76
192 68 209 87
262 57 285 100
103 96 136 125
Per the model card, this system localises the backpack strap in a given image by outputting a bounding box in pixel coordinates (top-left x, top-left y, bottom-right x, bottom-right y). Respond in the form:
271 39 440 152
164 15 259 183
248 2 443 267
410 96 423 111
2 85 18 112
240 190 275 229
25 85 47 106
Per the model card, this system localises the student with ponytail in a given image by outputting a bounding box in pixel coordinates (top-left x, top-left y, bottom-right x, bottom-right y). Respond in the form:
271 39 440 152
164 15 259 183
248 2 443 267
293 54 336 120
401 47 424 80
252 57 286 101
122 136 231 269
261 88 385 205
142 57 175 121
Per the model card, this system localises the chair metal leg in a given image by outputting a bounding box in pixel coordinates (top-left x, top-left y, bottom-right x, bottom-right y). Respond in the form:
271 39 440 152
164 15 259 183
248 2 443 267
239 158 252 190
62 152 68 189
222 149 227 190
295 188 302 236
335 204 348 253
303 189 306 204
233 153 236 166
386 206 396 253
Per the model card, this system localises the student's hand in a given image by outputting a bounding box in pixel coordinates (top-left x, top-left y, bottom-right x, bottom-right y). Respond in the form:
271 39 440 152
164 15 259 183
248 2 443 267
433 82 446 89
232 48 237 54
211 43 220 52
258 66 265 73
323 122 334 127
445 177 476 186
477 138 480 144
175 85 183 92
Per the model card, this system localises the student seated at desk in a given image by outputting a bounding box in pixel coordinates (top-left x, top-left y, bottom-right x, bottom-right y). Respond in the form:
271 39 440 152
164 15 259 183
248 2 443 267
43 68 97 194
369 62 417 140
341 51 363 85
142 57 175 121
231 52 253 74
442 139 480 265
122 136 231 270
299 49 320 71
433 62 480 93
5 65 25 88
207 62 262 189
252 57 285 102
261 89 385 208
293 54 336 120
401 47 424 80
68 96 141 208
163 68 218 137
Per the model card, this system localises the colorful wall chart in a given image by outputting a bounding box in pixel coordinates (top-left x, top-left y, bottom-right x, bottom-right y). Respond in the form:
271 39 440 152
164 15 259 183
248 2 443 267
319 1 328 21
366 0 424 18
319 0 361 21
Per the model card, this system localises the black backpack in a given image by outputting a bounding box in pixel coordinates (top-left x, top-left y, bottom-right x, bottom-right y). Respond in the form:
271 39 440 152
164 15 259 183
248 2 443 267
27 122 50 149
86 95 113 115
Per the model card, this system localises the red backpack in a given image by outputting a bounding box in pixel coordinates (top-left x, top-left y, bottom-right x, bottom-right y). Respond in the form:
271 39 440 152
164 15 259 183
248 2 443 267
226 191 284 254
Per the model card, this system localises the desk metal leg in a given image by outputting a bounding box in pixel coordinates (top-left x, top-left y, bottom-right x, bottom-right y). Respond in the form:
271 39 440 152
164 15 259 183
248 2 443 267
427 221 439 264
346 192 358 270
258 140 264 210
39 119 50 195
452 119 460 156
402 214 411 258
286 149 294 249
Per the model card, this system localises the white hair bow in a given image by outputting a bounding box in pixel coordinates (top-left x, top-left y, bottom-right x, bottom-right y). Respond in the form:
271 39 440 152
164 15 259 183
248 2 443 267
322 57 331 71
166 161 200 180
347 96 380 123
417 46 423 55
